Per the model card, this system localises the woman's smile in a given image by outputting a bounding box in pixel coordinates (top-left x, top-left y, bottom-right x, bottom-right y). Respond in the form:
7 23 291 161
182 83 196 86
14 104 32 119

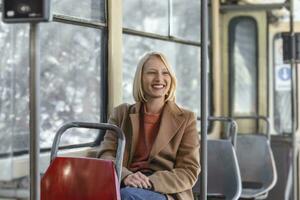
152 83 166 89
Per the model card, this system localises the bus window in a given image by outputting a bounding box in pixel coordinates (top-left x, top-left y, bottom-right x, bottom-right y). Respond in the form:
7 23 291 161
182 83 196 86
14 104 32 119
123 0 168 35
39 22 105 148
229 17 258 117
273 34 292 134
172 0 201 42
0 22 29 155
0 1 107 155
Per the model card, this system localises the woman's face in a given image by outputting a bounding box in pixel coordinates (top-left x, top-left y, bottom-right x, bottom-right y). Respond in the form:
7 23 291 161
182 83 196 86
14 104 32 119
142 56 171 101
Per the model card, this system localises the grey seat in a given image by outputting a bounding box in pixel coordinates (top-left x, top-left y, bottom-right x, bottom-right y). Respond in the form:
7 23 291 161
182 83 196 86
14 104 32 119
236 134 277 199
193 140 242 200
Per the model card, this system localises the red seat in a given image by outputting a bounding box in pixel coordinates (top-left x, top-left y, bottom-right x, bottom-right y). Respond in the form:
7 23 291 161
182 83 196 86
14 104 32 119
41 157 120 200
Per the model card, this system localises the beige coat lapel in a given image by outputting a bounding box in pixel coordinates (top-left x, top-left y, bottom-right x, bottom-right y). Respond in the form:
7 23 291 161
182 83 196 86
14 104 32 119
128 102 141 164
149 101 185 160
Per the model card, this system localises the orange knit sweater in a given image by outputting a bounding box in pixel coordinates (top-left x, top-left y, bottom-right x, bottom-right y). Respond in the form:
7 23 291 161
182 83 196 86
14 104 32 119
129 111 161 173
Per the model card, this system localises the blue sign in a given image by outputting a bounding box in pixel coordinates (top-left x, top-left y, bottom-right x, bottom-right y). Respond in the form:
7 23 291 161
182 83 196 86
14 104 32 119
278 67 291 81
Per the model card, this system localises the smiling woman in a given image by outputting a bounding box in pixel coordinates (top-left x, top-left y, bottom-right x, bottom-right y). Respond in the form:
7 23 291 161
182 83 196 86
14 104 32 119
95 51 200 200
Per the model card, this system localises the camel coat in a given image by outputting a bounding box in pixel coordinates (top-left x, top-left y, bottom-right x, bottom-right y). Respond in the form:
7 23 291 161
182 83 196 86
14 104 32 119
96 101 200 200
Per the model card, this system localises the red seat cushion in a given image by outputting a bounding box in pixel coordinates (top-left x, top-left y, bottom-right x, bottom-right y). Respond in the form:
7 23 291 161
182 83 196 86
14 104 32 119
41 157 120 200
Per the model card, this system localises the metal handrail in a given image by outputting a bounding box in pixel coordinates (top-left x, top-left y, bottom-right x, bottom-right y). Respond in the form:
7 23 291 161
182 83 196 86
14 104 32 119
197 116 238 147
232 116 270 141
50 122 125 183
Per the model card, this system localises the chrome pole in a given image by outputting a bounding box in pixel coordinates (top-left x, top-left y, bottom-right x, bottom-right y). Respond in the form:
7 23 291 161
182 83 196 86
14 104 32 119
289 0 297 199
200 0 209 199
168 0 173 37
29 23 40 200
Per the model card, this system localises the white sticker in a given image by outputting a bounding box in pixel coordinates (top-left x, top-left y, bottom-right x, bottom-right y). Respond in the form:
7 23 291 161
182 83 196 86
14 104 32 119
275 64 291 91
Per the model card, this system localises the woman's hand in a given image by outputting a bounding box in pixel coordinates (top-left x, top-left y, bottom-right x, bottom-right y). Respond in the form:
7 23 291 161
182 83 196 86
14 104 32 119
123 172 152 189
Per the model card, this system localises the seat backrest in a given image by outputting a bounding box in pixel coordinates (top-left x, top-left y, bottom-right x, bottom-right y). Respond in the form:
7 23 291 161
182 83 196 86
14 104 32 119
41 157 120 200
236 134 277 198
193 140 242 200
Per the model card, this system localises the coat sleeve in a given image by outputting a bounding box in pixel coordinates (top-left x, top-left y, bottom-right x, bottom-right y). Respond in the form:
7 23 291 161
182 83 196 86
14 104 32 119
148 112 201 194
96 105 134 181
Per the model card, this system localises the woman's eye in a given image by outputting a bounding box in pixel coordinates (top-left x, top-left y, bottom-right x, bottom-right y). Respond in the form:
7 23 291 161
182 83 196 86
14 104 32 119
147 71 156 74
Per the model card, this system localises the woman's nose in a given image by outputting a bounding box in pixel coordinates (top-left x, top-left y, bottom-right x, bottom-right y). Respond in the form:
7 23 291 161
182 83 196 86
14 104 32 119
154 72 163 80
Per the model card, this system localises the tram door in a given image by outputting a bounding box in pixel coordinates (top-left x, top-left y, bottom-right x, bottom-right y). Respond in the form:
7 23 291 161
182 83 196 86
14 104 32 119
220 11 268 134
268 22 300 200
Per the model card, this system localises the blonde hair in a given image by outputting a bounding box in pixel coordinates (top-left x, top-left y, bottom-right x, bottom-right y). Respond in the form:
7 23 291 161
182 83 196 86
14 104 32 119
132 51 177 102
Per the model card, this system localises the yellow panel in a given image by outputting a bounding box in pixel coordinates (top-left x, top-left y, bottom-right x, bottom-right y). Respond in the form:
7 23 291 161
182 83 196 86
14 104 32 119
220 10 267 133
108 0 123 115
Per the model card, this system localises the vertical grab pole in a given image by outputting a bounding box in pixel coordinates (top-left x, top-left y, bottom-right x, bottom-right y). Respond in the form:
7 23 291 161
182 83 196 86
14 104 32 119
29 23 40 200
168 0 173 37
200 0 209 199
289 0 297 199
290 0 298 199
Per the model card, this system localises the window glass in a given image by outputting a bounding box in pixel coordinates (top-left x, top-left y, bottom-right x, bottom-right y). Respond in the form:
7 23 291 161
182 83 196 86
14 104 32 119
0 21 104 154
123 34 201 117
230 18 257 116
172 0 200 41
0 21 29 155
52 0 106 22
123 0 168 35
295 0 300 21
273 34 292 134
40 22 103 148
